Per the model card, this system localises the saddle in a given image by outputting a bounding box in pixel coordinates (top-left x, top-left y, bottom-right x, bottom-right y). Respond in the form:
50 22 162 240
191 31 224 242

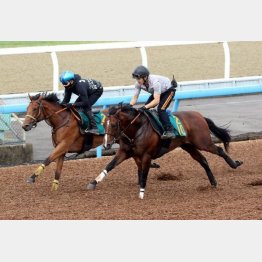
144 109 187 137
72 108 105 135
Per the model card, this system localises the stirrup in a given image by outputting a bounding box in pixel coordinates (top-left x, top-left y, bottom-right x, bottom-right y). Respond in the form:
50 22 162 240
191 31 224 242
161 131 176 140
85 128 100 135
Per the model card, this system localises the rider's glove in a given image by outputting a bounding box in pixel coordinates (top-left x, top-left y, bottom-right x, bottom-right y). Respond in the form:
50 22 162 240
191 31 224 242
138 106 147 113
66 103 73 109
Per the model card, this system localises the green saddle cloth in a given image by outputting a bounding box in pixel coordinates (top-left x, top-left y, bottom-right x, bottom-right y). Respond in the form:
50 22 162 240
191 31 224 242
147 110 187 137
169 114 187 136
77 111 105 135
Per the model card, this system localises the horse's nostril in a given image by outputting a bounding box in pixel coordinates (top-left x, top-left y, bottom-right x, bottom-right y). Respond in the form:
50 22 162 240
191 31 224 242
22 124 30 131
104 144 111 150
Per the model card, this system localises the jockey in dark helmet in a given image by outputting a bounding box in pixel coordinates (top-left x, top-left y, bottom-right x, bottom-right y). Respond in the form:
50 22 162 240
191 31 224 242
130 65 177 139
59 71 103 135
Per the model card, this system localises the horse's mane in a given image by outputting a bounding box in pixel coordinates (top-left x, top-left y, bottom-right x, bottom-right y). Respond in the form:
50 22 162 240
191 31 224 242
31 93 41 101
31 93 60 103
109 103 137 116
108 106 118 115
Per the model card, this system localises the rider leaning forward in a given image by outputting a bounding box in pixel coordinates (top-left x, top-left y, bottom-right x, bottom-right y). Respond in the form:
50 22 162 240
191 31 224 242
130 65 178 139
59 71 103 135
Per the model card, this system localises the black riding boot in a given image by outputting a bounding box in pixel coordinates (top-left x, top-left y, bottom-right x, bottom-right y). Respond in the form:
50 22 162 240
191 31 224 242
85 110 100 135
161 125 176 140
158 109 176 139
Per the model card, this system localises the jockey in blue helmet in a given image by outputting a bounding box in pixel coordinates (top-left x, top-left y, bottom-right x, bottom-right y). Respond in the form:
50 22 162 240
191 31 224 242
59 71 103 135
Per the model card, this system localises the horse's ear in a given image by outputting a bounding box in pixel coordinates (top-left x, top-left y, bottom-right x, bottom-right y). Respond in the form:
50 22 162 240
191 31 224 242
118 102 123 110
42 92 47 98
171 75 177 88
28 93 32 101
102 109 109 116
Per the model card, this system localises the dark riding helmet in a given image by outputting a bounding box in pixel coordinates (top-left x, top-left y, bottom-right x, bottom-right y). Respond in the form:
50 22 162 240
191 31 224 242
60 71 75 86
132 65 150 79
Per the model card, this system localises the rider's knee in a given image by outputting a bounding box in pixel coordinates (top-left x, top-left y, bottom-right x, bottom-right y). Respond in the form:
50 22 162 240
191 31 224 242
157 107 166 114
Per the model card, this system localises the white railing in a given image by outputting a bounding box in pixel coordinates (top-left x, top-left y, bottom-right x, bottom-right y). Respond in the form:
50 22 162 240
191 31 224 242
0 41 230 93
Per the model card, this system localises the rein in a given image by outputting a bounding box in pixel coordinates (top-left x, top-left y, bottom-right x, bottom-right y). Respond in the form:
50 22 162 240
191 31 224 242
46 107 68 119
25 100 80 132
107 112 142 145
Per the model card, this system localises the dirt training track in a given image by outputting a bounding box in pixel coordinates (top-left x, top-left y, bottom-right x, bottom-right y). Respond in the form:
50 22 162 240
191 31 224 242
0 140 262 220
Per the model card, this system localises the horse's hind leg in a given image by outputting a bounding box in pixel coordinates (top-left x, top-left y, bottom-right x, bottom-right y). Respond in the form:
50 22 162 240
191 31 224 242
51 154 65 191
181 144 217 187
138 154 152 199
133 156 145 185
204 144 243 169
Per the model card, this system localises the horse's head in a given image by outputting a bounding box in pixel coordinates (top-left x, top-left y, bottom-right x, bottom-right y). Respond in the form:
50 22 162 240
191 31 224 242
22 94 46 131
22 92 60 131
103 104 139 150
103 108 120 150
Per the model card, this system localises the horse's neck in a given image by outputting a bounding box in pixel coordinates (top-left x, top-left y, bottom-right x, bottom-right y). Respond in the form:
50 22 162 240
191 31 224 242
43 102 69 128
121 113 148 133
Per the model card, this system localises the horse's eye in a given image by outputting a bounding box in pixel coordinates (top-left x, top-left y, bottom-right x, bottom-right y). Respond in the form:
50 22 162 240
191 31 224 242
111 124 117 128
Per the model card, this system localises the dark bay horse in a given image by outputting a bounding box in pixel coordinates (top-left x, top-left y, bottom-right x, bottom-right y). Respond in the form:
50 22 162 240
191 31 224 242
22 93 104 190
87 104 243 199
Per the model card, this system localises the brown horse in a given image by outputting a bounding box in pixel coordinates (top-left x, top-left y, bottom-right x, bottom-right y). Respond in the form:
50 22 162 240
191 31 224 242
22 93 104 190
87 104 243 199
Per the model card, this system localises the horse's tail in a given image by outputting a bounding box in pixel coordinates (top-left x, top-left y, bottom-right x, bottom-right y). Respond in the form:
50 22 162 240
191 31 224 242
204 117 231 152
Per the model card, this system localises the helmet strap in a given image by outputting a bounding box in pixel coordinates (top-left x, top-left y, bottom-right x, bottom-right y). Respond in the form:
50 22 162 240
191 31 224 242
144 76 149 88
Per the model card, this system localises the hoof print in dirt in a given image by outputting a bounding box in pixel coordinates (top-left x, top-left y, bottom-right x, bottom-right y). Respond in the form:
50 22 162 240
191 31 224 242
248 180 262 187
157 173 183 181
150 163 160 169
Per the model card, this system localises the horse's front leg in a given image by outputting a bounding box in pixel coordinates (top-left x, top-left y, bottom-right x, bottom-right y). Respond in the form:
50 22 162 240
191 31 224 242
87 149 129 190
51 154 66 191
27 141 68 185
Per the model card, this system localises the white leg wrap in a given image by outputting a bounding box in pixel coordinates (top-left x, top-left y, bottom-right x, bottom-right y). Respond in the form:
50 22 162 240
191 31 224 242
104 134 108 148
96 170 108 183
139 188 145 199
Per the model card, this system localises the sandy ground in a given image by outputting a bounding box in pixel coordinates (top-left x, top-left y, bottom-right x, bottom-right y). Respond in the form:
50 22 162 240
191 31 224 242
0 139 261 220
1 41 262 94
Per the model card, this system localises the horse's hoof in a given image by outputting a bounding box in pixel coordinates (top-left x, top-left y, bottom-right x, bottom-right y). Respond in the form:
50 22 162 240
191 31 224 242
139 194 144 200
211 179 218 187
139 189 145 200
51 180 59 191
87 180 97 190
27 176 35 184
236 160 243 167
150 163 160 169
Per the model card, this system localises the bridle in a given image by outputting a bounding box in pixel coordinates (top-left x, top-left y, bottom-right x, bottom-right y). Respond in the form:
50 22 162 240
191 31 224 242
25 100 44 128
25 100 68 128
105 111 142 146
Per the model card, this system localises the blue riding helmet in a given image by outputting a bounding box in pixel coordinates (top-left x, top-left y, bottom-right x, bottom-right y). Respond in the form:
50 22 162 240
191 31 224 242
60 71 75 85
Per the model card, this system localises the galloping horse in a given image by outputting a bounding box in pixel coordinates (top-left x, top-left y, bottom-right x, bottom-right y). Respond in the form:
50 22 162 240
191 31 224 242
22 94 159 190
87 104 243 199
22 93 104 190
